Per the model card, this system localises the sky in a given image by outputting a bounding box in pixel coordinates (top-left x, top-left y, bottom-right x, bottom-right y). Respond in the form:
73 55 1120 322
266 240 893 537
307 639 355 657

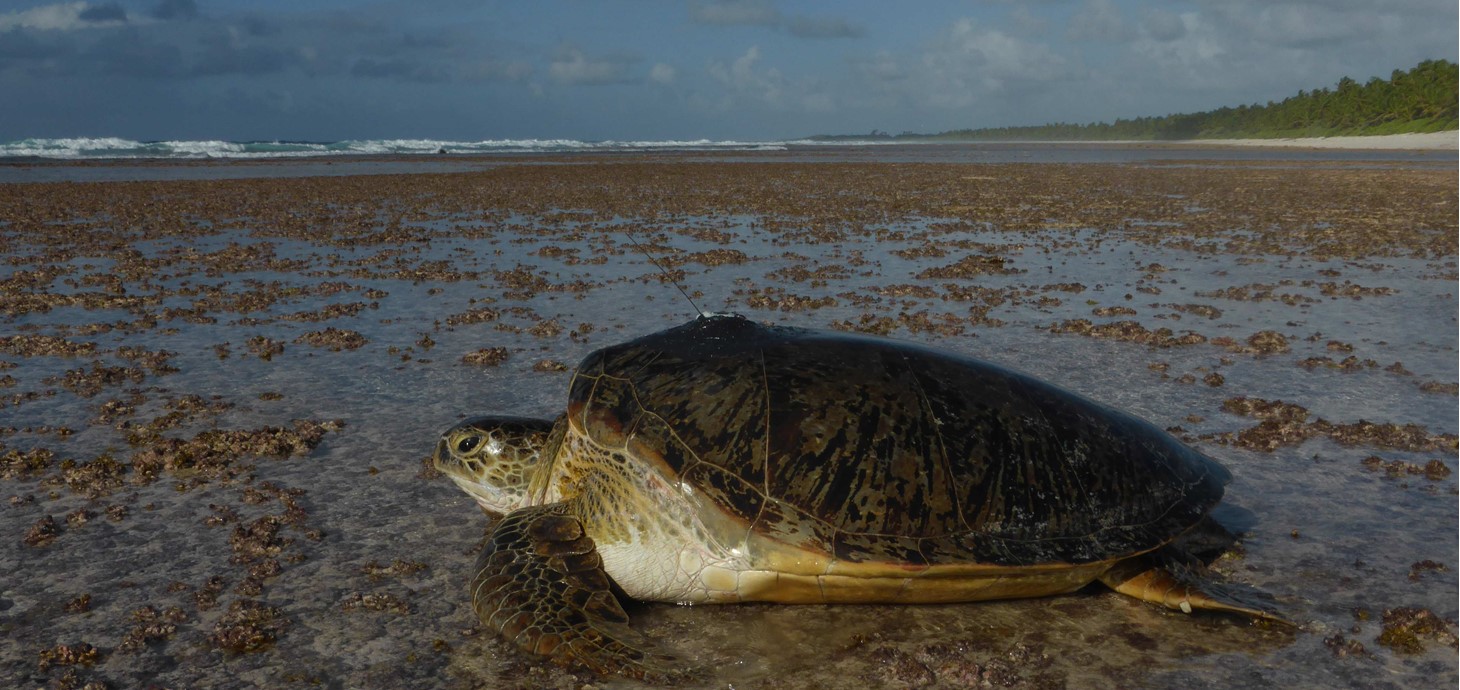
1 0 1455 142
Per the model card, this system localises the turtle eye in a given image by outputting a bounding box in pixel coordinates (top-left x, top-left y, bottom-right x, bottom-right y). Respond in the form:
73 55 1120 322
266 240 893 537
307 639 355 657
456 435 482 454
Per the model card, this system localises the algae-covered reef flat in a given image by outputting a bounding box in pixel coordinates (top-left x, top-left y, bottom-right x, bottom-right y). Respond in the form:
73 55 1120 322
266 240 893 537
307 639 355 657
0 154 1455 689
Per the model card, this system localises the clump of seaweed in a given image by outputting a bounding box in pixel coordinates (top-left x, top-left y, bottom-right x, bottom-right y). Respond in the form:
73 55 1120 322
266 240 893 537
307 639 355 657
119 606 187 652
916 254 1022 279
129 420 343 485
362 559 428 581
462 348 509 367
23 515 61 546
1377 607 1458 654
1049 319 1207 348
1213 397 1457 453
245 336 285 361
36 642 101 671
1361 456 1453 480
55 453 127 498
208 599 289 653
292 328 368 351
0 335 97 357
44 362 145 397
2 446 55 479
340 591 412 614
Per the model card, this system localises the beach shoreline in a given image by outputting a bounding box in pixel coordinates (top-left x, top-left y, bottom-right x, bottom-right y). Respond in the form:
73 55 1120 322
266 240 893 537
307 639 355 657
0 131 1453 169
1 135 1452 184
816 131 1460 151
1175 131 1457 150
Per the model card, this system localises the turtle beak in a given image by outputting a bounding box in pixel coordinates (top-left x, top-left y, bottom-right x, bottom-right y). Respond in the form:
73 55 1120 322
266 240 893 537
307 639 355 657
433 434 479 491
431 436 454 474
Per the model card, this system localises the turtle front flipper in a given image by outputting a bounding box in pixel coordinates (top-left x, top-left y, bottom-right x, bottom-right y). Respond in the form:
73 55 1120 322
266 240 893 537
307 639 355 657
472 502 678 680
1099 549 1290 624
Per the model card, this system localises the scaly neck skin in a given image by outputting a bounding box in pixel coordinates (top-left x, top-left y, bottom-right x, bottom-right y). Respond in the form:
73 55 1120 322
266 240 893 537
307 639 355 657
545 428 745 602
524 415 567 507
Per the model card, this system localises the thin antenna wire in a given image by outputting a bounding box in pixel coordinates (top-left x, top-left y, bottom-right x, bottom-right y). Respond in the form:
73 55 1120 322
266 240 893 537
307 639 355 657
621 228 705 317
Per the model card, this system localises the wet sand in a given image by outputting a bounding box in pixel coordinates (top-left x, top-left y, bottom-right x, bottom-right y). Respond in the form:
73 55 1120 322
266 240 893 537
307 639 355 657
0 155 1455 689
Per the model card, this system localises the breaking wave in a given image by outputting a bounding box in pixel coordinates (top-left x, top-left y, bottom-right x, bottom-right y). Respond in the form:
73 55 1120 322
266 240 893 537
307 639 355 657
0 137 792 160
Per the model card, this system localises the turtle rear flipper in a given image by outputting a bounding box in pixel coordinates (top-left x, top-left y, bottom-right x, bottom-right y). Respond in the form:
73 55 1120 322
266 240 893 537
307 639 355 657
473 502 680 680
1099 548 1290 624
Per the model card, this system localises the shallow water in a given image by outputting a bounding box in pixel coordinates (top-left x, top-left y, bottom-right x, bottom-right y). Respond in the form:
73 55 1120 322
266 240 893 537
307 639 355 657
0 159 1454 689
1 141 1454 184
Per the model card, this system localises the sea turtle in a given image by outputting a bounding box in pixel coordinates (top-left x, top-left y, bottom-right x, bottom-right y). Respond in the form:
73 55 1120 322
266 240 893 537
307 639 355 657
433 313 1278 678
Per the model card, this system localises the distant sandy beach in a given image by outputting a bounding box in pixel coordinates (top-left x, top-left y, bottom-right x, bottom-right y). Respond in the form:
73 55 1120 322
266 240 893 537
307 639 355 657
1186 131 1457 150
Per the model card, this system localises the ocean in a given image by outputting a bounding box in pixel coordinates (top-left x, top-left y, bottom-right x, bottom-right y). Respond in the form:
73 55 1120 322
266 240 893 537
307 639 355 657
0 136 795 160
2 136 1455 186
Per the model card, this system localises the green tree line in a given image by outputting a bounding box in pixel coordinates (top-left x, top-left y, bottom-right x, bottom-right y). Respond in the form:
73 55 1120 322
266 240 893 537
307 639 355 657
818 59 1457 141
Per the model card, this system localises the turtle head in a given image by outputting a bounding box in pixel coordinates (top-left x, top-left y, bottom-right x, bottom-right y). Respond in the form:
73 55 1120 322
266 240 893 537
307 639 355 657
434 415 564 516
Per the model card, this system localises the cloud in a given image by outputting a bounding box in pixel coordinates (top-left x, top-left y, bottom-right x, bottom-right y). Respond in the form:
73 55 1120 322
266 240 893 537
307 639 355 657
708 45 784 104
549 47 638 85
1239 3 1390 48
1114 0 1452 99
649 62 675 84
239 16 280 37
151 0 198 21
77 2 125 23
460 59 534 82
0 26 70 62
1006 7 1049 35
1068 0 1129 41
1129 1 1452 71
706 44 834 113
709 44 846 115
194 43 293 77
80 28 182 77
0 2 129 31
920 19 1074 104
689 0 779 27
4 0 1454 141
0 4 545 86
351 57 448 82
857 50 905 82
220 85 295 115
1140 10 1185 43
690 1 862 39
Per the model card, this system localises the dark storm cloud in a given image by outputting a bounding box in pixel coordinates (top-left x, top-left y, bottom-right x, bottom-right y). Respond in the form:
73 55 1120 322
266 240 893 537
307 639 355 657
152 0 199 21
192 41 294 77
78 3 127 23
317 10 396 38
399 33 452 51
0 4 481 83
459 58 533 83
239 16 280 37
0 28 70 62
351 57 449 83
82 29 183 78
